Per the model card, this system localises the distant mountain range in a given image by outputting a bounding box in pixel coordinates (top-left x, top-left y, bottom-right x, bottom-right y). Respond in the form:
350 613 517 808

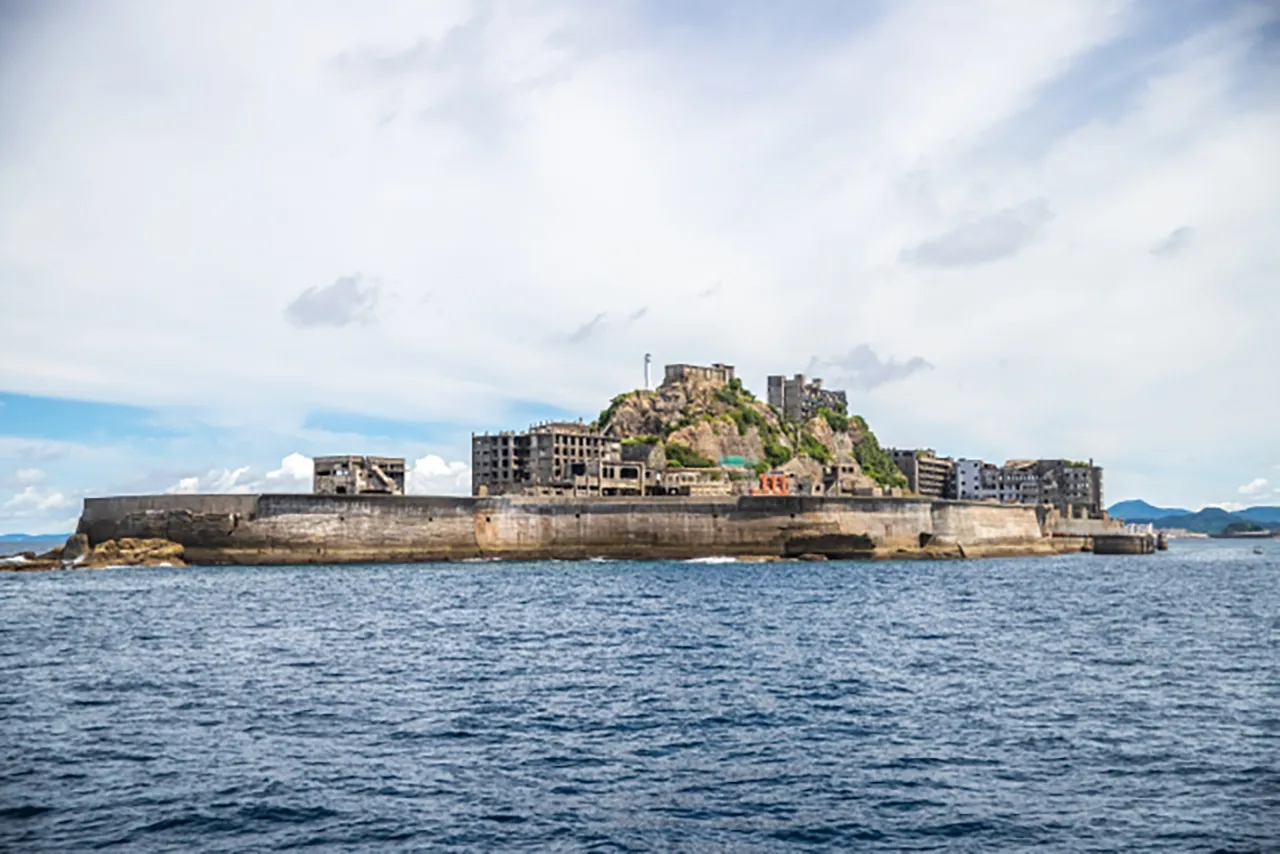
1108 501 1280 535
0 533 72 542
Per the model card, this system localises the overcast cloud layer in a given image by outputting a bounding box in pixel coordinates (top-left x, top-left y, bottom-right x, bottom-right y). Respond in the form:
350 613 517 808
2 0 1279 531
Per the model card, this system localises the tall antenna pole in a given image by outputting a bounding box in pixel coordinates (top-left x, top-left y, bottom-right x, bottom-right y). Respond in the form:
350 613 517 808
644 353 652 390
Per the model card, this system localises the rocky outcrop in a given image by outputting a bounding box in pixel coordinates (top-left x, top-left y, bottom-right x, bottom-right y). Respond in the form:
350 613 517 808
83 538 186 568
665 418 770 467
0 535 186 572
62 534 91 563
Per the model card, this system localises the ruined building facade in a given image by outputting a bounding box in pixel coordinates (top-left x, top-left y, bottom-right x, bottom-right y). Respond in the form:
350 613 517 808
767 374 848 422
953 458 1103 515
471 421 645 497
313 456 406 496
664 362 735 387
889 449 955 499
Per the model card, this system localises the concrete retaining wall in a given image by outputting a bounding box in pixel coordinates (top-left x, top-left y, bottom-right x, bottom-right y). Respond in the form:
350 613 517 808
78 493 1053 564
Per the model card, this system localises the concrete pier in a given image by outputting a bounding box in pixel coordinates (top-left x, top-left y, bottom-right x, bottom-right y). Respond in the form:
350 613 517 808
1092 533 1157 555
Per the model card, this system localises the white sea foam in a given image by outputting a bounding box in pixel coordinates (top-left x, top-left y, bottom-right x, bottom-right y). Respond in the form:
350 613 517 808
684 556 738 564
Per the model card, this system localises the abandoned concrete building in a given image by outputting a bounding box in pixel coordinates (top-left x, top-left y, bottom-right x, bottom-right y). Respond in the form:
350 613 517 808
664 362 735 387
471 421 634 496
313 456 406 496
953 457 1104 514
822 462 865 496
1015 459 1104 514
767 374 848 422
889 449 955 499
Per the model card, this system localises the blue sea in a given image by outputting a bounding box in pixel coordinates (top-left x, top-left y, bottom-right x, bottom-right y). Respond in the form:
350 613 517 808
2 541 1277 852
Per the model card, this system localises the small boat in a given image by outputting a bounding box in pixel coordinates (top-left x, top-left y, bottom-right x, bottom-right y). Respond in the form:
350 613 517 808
1254 546 1265 555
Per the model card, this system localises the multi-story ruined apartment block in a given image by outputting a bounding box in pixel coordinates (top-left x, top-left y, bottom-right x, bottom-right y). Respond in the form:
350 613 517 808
953 457 1103 514
767 373 848 422
471 421 631 496
889 449 955 499
663 362 736 387
313 456 406 495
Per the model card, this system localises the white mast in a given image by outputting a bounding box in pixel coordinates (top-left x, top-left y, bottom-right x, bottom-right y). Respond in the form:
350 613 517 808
644 353 652 390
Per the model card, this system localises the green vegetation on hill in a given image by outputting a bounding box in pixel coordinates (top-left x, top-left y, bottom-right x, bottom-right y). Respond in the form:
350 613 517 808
596 392 636 430
818 407 848 433
799 430 832 465
714 377 756 406
850 416 907 488
592 374 908 487
664 442 716 468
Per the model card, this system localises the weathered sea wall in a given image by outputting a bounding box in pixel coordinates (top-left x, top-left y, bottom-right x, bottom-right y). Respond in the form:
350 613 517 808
77 493 1057 564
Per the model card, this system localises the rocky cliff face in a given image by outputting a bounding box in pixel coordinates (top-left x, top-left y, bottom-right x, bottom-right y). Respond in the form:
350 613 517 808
597 374 904 488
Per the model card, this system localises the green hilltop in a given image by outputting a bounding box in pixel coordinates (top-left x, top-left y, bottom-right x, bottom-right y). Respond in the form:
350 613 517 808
594 374 905 488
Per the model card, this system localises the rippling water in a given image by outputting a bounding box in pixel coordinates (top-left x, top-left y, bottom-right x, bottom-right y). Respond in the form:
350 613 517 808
3 542 1278 851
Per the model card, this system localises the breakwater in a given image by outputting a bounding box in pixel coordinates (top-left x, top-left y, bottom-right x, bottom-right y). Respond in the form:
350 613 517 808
77 494 1060 564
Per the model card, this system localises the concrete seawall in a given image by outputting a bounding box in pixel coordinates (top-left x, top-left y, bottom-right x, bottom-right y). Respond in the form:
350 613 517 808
78 493 1058 564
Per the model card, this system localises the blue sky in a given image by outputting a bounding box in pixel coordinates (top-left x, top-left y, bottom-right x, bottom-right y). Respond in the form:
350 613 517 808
2 0 1278 532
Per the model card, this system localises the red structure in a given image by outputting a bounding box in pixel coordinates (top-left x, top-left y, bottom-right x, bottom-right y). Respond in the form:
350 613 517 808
751 472 790 496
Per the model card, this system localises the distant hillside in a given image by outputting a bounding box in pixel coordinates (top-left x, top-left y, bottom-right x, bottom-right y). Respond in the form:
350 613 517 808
1107 500 1188 521
1236 506 1280 525
1109 501 1280 535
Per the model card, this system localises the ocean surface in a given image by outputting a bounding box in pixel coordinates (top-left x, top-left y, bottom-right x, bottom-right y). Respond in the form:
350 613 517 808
0 536 67 559
2 541 1277 852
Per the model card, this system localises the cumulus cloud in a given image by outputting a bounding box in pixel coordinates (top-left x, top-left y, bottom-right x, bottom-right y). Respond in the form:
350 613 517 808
901 199 1055 267
264 453 314 492
285 275 379 328
165 454 312 494
407 454 471 495
159 453 469 496
3 485 73 512
809 345 933 392
1151 226 1194 257
0 483 77 533
1238 477 1268 495
166 466 254 494
15 468 44 484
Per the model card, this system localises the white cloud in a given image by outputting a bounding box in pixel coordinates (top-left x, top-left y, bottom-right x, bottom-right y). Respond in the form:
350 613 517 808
407 454 471 495
1238 477 1268 495
165 454 311 494
164 466 254 495
15 468 45 484
1208 501 1244 513
159 452 469 496
3 485 73 512
264 452 314 492
0 0 1276 511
